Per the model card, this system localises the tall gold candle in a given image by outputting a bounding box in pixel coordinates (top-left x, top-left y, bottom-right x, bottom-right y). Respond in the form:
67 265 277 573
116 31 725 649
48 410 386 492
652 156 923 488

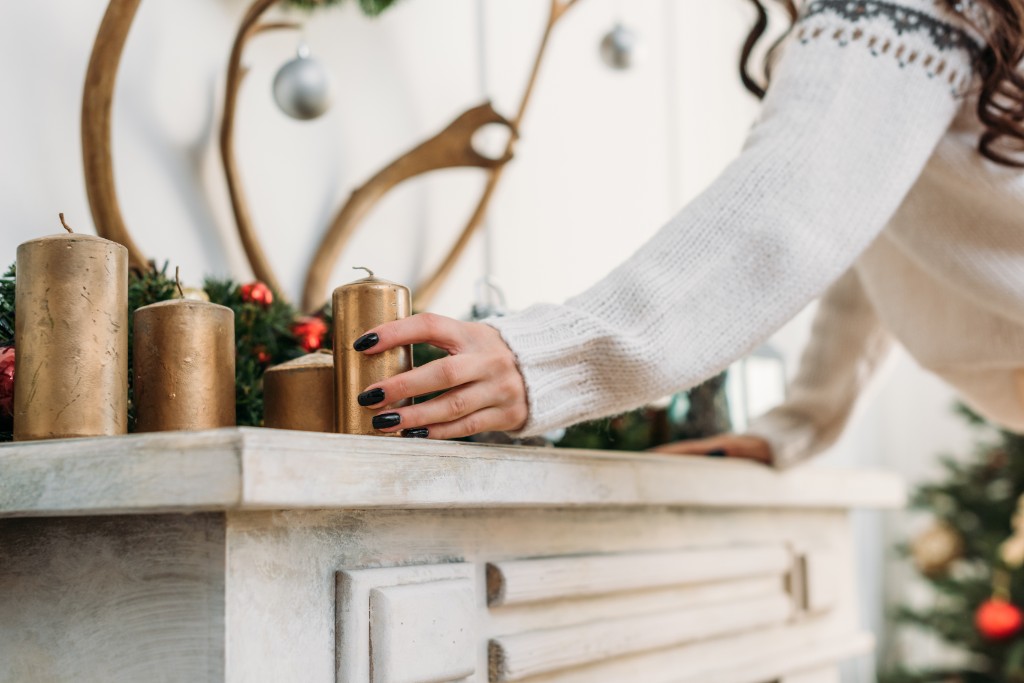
333 268 411 436
264 350 334 432
132 274 235 432
14 215 128 441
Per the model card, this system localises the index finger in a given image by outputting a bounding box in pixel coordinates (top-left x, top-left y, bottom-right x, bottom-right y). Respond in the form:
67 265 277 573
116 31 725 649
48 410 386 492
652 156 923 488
354 313 465 355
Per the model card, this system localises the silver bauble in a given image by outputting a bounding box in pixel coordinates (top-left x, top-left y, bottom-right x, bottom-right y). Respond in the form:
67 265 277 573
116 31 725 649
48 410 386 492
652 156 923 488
599 23 640 70
272 46 331 121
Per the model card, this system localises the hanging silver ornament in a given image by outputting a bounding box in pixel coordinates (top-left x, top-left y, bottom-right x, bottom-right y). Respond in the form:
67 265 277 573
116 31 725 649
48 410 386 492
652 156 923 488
272 44 331 120
599 23 640 71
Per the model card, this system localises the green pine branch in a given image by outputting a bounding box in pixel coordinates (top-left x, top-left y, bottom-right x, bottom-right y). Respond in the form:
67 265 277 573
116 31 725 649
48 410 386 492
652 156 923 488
285 0 401 16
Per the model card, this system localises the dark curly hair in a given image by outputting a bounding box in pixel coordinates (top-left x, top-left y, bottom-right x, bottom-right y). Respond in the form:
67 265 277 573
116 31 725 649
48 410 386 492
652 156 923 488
741 0 1024 167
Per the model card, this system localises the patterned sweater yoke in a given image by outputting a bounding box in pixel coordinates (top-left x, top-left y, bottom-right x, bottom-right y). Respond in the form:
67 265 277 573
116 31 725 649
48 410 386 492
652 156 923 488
485 0 1024 467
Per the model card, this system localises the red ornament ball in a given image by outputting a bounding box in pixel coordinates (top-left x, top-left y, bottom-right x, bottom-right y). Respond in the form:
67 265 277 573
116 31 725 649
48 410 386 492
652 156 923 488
240 281 274 307
292 316 328 352
976 598 1023 640
0 346 14 419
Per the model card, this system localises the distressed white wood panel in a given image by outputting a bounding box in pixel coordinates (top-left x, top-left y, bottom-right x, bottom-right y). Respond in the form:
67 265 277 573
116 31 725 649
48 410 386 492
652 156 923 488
486 545 790 606
518 626 872 683
488 593 793 681
488 576 785 636
370 579 476 683
222 507 857 681
336 563 475 683
0 514 225 683
0 428 905 517
778 666 842 683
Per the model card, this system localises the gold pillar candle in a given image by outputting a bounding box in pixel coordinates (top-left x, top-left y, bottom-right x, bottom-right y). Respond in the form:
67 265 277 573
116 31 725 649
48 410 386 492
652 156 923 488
14 216 128 441
333 268 412 435
132 293 235 432
264 350 334 432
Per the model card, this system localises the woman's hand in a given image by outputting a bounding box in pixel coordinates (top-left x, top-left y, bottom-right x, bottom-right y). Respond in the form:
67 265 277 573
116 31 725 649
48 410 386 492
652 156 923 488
352 313 529 439
650 434 773 465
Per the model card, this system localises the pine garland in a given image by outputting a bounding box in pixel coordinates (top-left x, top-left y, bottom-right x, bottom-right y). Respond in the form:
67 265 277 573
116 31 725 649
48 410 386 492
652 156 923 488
285 0 400 15
0 264 13 348
0 261 325 441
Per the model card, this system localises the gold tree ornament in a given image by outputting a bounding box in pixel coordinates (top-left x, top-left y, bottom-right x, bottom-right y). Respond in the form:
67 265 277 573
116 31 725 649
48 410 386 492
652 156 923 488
999 493 1024 568
911 522 964 577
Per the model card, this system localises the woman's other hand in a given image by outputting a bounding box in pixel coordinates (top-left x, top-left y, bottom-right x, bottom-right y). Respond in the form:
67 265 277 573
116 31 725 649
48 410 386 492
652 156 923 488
650 434 773 465
352 313 529 439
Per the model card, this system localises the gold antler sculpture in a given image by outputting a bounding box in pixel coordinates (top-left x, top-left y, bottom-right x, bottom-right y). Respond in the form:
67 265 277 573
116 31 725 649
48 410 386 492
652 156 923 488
81 0 582 308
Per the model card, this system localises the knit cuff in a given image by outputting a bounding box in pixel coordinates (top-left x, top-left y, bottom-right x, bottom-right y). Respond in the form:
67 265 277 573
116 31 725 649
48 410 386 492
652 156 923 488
744 409 821 470
482 305 599 438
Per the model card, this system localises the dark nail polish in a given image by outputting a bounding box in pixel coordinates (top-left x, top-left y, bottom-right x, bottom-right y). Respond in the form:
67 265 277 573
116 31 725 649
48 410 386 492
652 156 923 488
402 428 429 439
706 449 727 457
358 388 385 407
372 413 401 430
353 333 379 352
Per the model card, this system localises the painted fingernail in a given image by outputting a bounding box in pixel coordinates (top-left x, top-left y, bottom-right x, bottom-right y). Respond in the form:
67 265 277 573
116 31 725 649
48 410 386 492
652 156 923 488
706 449 727 457
372 413 401 430
353 333 379 352
402 428 429 439
358 388 385 407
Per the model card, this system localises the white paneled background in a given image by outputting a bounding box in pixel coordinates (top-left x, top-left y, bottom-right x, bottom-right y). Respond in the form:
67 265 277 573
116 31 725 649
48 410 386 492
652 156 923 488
0 1 971 679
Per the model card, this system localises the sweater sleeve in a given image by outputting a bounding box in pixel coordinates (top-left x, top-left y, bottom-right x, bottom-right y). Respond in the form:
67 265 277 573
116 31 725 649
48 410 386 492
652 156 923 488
745 267 893 469
485 0 980 437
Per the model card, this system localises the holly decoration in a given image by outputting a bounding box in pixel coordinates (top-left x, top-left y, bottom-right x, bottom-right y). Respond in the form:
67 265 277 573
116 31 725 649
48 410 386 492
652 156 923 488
0 262 323 441
293 316 328 353
240 281 274 307
977 599 1023 641
0 346 13 427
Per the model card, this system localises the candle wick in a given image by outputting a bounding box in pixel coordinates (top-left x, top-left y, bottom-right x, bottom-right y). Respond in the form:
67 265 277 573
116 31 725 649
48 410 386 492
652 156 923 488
58 213 74 234
174 266 185 299
353 266 375 279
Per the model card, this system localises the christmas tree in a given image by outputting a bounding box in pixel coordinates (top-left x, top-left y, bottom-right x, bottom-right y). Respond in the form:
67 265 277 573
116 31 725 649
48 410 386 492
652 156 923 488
883 405 1024 682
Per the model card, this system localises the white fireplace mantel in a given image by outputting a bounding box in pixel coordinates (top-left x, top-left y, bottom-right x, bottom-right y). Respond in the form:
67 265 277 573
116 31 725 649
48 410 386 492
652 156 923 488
0 428 904 683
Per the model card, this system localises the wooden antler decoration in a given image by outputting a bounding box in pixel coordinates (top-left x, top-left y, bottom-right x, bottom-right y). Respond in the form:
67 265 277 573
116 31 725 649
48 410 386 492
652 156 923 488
302 0 580 311
300 102 515 311
82 0 148 271
408 0 579 311
221 0 299 298
81 0 582 307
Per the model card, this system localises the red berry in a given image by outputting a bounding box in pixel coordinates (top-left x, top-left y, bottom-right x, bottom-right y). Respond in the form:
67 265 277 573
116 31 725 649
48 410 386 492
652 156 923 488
976 598 1022 640
255 347 272 365
292 316 328 353
0 346 14 419
240 282 273 307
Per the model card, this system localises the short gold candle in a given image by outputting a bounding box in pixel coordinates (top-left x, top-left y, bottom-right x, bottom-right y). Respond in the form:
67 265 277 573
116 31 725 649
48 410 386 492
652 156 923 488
333 270 412 436
132 299 235 432
14 225 128 441
264 350 334 432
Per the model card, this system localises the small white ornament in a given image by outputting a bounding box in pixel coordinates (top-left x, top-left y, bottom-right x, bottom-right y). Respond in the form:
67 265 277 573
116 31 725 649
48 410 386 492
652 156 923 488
272 44 331 121
599 23 641 71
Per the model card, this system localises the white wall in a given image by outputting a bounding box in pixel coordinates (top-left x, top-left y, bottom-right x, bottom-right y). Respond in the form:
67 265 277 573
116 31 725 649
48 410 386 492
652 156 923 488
1 0 973 679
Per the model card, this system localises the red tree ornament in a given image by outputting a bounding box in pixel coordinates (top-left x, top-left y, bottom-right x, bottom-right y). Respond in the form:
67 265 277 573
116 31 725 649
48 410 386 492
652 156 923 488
0 346 14 420
292 316 328 352
240 281 273 307
976 598 1023 640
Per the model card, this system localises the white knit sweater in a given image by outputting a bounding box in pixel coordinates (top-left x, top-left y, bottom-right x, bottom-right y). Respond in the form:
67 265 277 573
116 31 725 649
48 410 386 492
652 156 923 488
487 0 1024 467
